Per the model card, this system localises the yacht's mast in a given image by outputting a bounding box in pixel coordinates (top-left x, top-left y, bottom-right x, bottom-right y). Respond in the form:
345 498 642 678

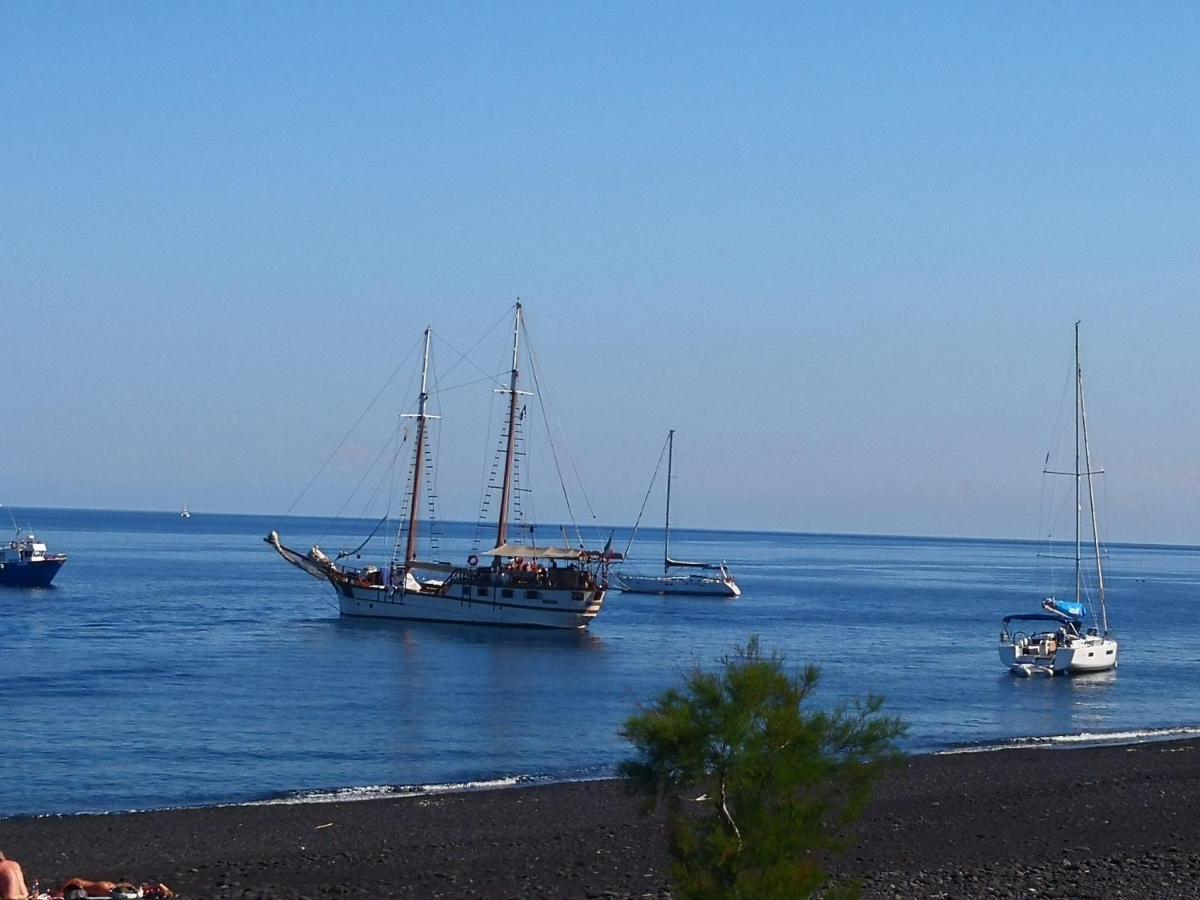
1077 323 1108 632
663 429 674 574
1080 321 1089 609
494 303 523 557
404 327 434 565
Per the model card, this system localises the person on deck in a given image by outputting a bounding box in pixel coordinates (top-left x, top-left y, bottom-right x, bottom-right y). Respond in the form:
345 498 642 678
0 850 29 900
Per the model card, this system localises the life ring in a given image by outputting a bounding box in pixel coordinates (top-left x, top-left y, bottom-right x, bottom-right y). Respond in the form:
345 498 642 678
8 542 15 549
467 554 479 567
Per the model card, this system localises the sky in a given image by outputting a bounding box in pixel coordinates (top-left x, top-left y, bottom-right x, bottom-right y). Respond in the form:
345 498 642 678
2 2 1198 544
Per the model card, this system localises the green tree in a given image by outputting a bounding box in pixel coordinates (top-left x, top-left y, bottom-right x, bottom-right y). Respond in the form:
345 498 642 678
619 635 906 900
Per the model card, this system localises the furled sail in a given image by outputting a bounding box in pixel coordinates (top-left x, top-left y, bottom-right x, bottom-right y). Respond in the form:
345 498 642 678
264 531 334 581
666 557 724 570
1042 597 1086 621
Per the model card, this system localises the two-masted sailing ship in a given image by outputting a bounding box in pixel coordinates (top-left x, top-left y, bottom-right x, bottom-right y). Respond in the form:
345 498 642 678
266 304 612 629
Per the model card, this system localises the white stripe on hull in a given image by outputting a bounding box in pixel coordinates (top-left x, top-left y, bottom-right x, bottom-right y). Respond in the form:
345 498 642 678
337 583 605 629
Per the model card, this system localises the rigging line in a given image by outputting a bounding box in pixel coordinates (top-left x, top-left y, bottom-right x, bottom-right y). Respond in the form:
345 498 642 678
283 334 423 518
1042 355 1075 478
472 361 503 553
336 514 390 560
391 443 420 565
423 343 444 560
327 426 406 536
522 315 583 541
392 410 410 546
620 432 671 564
359 413 408 524
432 372 510 395
346 430 403 548
429 307 514 388
383 413 409 563
521 313 600 544
319 352 423 547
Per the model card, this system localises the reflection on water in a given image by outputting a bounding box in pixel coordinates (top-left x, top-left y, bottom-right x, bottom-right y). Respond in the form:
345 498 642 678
333 615 605 650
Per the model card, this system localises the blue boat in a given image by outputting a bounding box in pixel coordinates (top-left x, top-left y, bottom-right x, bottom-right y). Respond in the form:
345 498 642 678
0 531 67 587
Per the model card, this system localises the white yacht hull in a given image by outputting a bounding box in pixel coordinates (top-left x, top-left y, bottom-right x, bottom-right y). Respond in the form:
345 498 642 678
999 636 1119 675
1053 636 1118 672
617 573 740 597
336 581 605 629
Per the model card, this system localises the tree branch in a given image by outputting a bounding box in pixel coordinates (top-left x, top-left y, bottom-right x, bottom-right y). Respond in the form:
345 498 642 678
719 772 742 851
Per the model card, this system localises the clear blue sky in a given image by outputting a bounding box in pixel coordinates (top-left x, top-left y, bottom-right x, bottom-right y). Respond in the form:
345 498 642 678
3 2 1198 543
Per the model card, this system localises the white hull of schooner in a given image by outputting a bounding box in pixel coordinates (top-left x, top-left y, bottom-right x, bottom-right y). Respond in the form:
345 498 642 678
335 581 605 629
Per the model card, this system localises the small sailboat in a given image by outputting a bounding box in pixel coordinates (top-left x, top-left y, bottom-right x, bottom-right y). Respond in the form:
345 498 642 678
617 429 740 597
266 303 613 629
180 499 191 519
999 322 1118 676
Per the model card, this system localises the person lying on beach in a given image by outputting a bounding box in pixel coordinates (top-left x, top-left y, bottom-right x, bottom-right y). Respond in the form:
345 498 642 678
0 851 29 900
58 879 114 899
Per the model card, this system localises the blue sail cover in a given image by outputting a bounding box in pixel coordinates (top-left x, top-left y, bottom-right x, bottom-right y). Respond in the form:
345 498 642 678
1043 598 1086 620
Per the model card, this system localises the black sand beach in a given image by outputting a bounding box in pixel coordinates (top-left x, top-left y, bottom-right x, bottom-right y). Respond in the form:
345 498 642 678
3 739 1199 899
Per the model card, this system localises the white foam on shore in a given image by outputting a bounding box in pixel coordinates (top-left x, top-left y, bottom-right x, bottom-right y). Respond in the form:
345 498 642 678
241 775 543 807
12 776 564 820
938 725 1200 754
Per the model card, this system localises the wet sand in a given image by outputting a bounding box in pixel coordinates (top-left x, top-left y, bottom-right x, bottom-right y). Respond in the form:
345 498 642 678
2 738 1198 898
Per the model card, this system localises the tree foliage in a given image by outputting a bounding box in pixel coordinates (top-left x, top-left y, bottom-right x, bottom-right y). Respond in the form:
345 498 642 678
619 635 906 900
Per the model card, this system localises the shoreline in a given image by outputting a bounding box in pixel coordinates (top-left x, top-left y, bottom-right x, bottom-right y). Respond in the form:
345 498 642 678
2 737 1199 898
11 725 1200 824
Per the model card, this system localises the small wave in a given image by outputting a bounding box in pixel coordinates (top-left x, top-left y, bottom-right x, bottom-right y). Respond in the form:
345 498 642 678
242 775 544 807
939 725 1200 754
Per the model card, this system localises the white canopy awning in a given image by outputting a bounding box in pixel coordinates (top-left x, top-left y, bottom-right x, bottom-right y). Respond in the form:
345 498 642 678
407 559 460 573
483 543 586 560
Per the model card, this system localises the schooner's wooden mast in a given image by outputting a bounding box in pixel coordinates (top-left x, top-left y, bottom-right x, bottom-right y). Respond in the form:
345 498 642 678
494 303 523 559
404 327 434 565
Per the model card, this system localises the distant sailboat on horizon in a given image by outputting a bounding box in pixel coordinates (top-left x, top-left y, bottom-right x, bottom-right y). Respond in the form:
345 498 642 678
180 499 191 519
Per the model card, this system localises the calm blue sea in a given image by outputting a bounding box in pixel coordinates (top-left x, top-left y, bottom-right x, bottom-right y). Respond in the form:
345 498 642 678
2 508 1199 819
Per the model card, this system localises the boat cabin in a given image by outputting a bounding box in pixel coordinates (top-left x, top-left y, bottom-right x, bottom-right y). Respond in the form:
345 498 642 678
1 535 52 564
1000 612 1083 653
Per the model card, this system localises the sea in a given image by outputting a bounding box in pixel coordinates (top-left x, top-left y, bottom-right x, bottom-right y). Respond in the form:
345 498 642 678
2 507 1199 820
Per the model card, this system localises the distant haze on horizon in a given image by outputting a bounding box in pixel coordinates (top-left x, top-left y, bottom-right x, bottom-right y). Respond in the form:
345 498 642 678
3 3 1197 545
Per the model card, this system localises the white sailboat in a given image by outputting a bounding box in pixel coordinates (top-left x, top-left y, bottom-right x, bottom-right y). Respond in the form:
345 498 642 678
999 322 1118 676
617 429 740 597
267 304 612 629
180 499 191 519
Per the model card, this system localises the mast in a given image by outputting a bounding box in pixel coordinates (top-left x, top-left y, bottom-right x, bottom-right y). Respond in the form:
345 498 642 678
1077 322 1108 633
1080 319 1089 607
403 327 434 565
663 429 674 574
494 303 523 557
